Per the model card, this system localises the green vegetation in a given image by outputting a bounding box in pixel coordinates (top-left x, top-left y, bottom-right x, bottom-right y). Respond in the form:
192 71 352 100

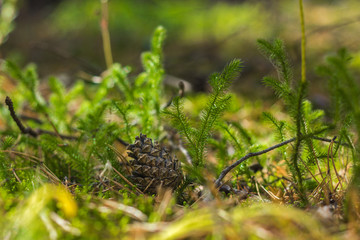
0 1 359 239
164 59 242 168
0 0 17 46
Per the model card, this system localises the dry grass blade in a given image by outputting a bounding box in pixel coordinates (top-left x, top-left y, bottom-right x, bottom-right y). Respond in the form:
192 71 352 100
260 185 280 200
50 212 81 235
112 166 144 195
310 141 325 181
3 149 61 183
40 165 61 183
299 156 320 185
108 178 137 195
11 168 22 183
155 189 173 221
327 139 335 191
330 141 344 191
255 181 264 202
101 199 148 221
2 150 42 163
143 178 155 194
107 144 133 174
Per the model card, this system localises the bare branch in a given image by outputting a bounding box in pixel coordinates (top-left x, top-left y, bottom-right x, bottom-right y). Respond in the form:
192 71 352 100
215 134 350 188
5 96 38 137
312 136 350 147
215 138 296 187
5 96 128 144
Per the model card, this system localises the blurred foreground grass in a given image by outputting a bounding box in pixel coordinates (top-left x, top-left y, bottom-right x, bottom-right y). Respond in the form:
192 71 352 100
0 183 352 240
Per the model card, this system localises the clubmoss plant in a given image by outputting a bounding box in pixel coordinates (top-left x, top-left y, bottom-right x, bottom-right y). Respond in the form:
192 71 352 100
164 59 242 171
0 1 358 238
0 26 168 190
317 49 360 216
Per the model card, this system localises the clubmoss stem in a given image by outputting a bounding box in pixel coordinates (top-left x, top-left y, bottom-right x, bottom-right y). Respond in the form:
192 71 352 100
100 0 113 69
299 0 306 83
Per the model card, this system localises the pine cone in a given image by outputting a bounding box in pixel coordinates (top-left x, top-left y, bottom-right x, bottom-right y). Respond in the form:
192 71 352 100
127 133 183 194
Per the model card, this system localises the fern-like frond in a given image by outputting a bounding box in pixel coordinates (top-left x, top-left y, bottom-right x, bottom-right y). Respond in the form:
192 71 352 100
257 39 293 84
317 49 360 128
194 59 242 166
165 59 242 167
109 63 133 101
163 97 197 161
262 112 287 142
263 76 295 106
217 122 244 153
3 61 47 112
113 101 134 142
78 100 111 133
230 121 253 146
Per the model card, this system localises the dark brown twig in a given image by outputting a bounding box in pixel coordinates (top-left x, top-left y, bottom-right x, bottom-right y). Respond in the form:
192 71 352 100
312 136 350 147
5 96 129 143
19 114 43 124
5 96 38 137
215 138 296 187
116 137 129 146
215 135 350 188
5 96 79 140
36 129 78 140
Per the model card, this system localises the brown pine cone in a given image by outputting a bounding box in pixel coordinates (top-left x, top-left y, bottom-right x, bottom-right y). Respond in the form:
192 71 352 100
127 133 183 194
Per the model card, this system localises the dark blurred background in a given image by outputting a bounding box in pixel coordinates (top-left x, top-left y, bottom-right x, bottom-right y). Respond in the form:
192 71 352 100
1 0 360 101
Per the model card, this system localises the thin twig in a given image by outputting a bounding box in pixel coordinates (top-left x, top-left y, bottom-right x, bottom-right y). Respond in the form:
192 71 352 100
327 138 334 192
312 136 350 147
5 96 77 140
19 114 43 124
308 139 324 180
215 138 296 187
298 156 320 184
112 166 144 195
109 178 137 195
11 168 22 183
330 137 343 191
5 96 38 137
260 185 280 200
2 150 42 163
116 137 129 146
6 96 128 144
37 129 78 140
255 180 264 202
44 113 63 140
143 178 155 193
214 135 351 188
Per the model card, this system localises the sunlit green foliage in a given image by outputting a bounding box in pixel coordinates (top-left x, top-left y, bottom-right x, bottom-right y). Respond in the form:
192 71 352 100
317 49 360 195
0 0 359 236
164 59 242 169
0 0 17 45
0 27 167 191
257 39 344 204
